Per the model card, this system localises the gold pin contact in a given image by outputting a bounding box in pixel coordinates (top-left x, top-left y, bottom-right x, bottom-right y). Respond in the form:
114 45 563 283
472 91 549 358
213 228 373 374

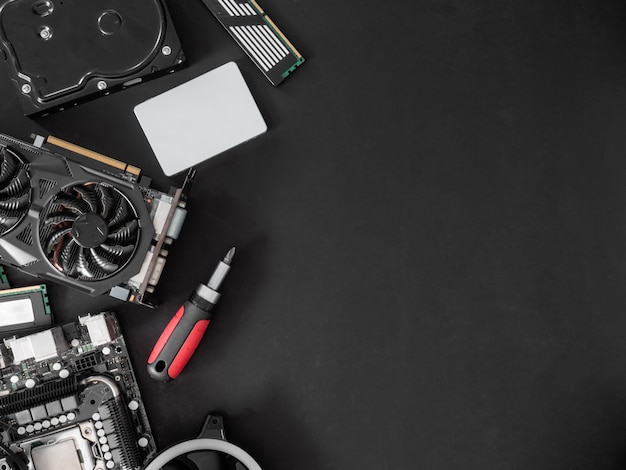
264 15 302 58
46 136 141 176
0 285 43 295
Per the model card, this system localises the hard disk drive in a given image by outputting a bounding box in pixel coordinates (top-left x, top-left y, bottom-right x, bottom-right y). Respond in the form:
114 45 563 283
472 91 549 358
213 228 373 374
0 132 191 307
0 0 185 116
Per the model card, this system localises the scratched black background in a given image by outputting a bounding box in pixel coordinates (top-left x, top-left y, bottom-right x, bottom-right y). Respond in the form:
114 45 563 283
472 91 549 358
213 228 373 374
2 0 626 468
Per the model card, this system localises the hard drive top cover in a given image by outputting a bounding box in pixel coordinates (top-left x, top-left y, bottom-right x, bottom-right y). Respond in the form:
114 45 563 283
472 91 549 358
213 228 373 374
0 0 166 99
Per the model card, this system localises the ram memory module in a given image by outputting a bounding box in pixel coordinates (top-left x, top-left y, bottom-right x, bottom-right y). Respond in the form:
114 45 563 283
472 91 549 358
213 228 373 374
201 0 304 85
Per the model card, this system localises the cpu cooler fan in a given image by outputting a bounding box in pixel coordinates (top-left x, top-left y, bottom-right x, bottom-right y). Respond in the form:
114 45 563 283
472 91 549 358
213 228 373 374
0 133 191 307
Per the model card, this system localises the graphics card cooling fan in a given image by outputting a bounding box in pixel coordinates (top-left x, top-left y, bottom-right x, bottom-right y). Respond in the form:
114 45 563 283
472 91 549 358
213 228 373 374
41 182 140 280
0 146 31 234
0 133 191 307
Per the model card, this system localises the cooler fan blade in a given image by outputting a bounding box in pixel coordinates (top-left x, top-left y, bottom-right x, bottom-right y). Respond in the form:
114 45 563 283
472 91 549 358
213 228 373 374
100 243 135 259
0 191 30 212
77 248 96 278
60 237 79 275
44 213 78 226
0 149 18 185
46 226 72 252
75 185 99 213
77 248 110 279
0 147 30 235
107 219 138 244
0 167 28 197
53 194 90 214
107 198 132 229
90 247 119 273
94 184 115 219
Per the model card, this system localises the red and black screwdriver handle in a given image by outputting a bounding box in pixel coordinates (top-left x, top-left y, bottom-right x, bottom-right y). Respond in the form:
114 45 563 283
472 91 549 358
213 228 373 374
147 290 217 382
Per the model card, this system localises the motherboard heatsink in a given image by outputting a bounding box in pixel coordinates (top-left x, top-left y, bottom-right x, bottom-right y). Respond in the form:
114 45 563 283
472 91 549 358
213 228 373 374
0 133 191 307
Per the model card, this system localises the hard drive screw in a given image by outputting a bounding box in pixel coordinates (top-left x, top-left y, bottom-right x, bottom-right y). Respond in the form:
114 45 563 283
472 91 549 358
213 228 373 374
21 84 31 94
39 25 52 40
162 45 172 56
97 81 107 90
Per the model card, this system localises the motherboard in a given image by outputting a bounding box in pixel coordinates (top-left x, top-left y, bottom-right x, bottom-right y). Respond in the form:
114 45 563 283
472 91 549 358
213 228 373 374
0 312 154 470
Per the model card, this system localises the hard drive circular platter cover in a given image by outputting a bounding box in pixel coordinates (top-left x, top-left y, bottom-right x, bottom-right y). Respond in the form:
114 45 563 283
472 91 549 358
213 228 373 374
0 0 185 116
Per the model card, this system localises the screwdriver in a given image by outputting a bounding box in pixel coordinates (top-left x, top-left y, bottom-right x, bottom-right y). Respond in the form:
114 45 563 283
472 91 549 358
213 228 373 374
147 248 235 381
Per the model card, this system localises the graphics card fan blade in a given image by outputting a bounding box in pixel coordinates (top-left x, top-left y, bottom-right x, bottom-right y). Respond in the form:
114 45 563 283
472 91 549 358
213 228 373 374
0 190 30 212
44 213 78 226
0 146 31 234
0 167 29 197
75 185 99 213
78 248 113 279
107 219 139 244
107 198 133 229
77 248 95 278
46 225 72 252
100 243 135 258
90 247 119 273
54 194 90 214
60 237 79 275
94 184 115 219
0 148 18 184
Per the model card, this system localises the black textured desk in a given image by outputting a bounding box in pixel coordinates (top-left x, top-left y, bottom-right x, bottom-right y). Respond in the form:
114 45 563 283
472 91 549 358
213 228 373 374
1 1 626 468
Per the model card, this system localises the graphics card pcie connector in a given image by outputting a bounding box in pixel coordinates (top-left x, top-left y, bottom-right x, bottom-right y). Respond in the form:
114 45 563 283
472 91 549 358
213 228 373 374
44 136 142 181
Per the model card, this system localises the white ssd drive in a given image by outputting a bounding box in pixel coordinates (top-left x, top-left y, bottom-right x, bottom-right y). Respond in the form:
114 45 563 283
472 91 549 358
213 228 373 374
134 61 267 175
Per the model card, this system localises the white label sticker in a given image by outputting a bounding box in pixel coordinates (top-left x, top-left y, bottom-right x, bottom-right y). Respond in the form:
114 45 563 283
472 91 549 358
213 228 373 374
0 298 34 327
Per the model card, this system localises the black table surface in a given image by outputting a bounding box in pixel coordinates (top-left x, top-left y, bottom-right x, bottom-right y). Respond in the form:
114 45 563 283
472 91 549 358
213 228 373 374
2 1 626 468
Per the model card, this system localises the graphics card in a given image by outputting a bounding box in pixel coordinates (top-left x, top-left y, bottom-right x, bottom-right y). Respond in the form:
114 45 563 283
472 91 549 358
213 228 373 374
0 132 191 307
0 311 155 470
0 0 185 116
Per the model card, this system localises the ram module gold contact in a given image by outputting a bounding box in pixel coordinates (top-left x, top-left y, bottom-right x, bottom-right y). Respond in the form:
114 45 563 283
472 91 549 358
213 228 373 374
201 0 304 85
